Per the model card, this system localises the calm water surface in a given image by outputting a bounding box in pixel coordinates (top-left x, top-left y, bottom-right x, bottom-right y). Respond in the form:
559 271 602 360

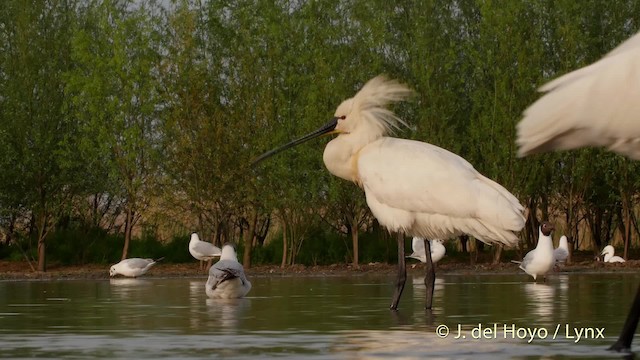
0 272 638 359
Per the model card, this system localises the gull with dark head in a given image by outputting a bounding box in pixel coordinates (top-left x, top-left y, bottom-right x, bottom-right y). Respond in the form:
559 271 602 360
513 222 555 281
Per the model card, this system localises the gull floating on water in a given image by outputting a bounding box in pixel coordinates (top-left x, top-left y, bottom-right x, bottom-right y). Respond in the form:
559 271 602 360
407 237 446 264
205 244 252 299
189 232 222 261
601 245 626 263
513 222 555 281
554 235 569 264
109 257 164 277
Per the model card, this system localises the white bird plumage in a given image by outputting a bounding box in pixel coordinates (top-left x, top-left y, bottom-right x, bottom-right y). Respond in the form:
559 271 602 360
407 237 446 264
323 76 525 244
601 245 626 263
516 30 640 353
517 32 640 159
109 257 163 277
516 222 555 281
205 244 252 299
554 235 569 264
256 75 525 310
189 232 222 261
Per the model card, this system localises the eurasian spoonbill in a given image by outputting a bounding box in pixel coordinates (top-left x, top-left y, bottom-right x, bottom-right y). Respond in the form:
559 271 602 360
516 30 640 353
601 245 626 263
255 76 525 310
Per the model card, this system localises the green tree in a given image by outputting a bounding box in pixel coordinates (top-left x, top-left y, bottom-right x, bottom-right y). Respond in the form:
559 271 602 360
0 0 80 271
66 0 163 260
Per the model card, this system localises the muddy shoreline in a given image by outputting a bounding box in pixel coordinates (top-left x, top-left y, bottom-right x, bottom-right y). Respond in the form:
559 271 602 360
1 258 638 281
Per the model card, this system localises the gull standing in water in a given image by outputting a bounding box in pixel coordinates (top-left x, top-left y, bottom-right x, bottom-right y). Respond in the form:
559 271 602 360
254 76 525 310
601 245 626 263
516 30 640 352
407 237 446 264
205 244 252 299
109 257 164 278
554 235 569 264
513 222 555 281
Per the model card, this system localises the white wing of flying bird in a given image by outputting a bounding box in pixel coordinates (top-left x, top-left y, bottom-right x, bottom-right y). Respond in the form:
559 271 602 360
517 32 640 159
516 31 640 352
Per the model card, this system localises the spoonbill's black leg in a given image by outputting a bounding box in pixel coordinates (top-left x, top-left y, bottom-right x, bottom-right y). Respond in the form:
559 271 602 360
609 283 640 353
390 232 407 311
423 238 436 310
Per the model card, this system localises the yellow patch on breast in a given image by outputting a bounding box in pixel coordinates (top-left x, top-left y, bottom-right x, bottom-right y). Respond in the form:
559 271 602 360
351 149 363 187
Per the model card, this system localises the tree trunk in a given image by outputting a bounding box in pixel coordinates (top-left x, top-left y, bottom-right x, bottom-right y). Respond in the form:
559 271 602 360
492 244 503 265
280 219 287 269
36 211 48 272
351 219 359 268
243 210 258 268
37 238 46 272
121 207 134 261
623 195 631 260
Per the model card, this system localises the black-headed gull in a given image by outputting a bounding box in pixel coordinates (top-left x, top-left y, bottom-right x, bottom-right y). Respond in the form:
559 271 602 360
554 235 569 264
189 232 222 261
513 222 555 281
109 257 164 277
407 237 445 264
205 244 251 299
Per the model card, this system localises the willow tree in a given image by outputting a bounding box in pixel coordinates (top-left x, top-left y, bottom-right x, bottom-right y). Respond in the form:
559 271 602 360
66 0 163 260
0 0 79 271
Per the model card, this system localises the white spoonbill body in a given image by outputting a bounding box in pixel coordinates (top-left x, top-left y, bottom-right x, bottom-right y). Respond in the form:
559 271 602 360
408 237 445 264
516 30 640 352
517 32 640 159
602 245 626 263
255 76 525 310
554 235 569 264
109 257 164 277
514 222 555 281
205 244 252 299
189 232 222 261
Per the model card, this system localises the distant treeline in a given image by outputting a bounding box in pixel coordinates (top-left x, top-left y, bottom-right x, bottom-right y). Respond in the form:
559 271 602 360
1 0 640 271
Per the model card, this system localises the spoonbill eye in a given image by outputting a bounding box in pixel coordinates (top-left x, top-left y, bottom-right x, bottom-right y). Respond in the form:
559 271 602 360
338 115 346 120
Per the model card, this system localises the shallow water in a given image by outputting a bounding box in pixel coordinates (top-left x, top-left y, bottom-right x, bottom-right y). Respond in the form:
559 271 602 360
0 272 638 359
